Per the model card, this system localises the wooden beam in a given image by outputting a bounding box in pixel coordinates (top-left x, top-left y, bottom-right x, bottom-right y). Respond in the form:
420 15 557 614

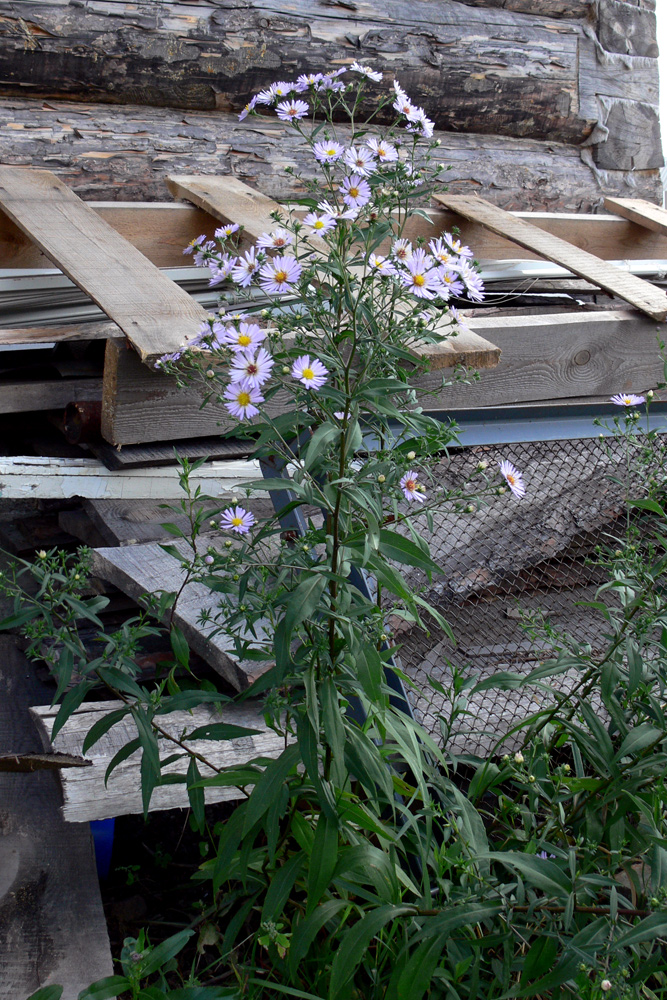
0 166 208 364
0 637 113 994
0 321 120 347
436 194 667 321
91 540 272 690
0 455 263 500
31 699 287 822
0 378 102 414
603 196 667 237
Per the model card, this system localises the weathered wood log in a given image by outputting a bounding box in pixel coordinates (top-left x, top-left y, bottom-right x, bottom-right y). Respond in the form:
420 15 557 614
0 98 661 213
0 0 600 144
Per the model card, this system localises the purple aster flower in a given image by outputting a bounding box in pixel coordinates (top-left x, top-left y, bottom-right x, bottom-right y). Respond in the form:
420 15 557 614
401 257 441 299
499 460 526 499
400 470 425 503
223 384 264 420
340 174 371 210
406 107 435 138
313 139 345 164
220 505 256 534
343 146 377 177
349 61 383 82
437 268 465 298
229 347 274 389
257 81 293 105
393 92 417 118
192 240 216 267
208 254 237 286
259 255 302 295
610 392 646 406
366 137 398 163
154 350 183 370
276 99 310 123
238 96 258 121
369 253 397 275
443 233 474 259
296 72 323 91
215 223 240 240
291 354 329 390
302 211 337 235
317 198 359 222
428 238 459 267
220 322 266 353
256 228 293 250
316 76 345 93
459 261 485 303
183 234 207 256
231 248 261 287
391 238 413 262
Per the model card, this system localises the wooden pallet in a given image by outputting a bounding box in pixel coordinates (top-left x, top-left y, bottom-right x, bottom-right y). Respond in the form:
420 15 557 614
2 168 667 448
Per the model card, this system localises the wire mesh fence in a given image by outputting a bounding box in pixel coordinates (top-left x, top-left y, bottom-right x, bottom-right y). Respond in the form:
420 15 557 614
398 434 635 754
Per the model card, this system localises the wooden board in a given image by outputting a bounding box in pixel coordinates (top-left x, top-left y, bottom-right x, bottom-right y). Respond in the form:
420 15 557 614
0 636 113 996
0 321 120 347
31 699 286 823
82 499 222 547
604 197 667 237
89 435 252 472
0 455 263 500
415 309 665 409
91 539 272 690
436 194 667 321
0 166 208 364
0 377 102 414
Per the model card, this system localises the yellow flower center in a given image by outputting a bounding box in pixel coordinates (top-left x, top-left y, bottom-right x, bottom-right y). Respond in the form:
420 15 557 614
349 186 359 198
231 516 243 526
238 334 252 346
506 473 516 485
405 479 416 491
288 107 298 116
274 237 286 245
302 367 314 380
623 396 632 404
378 148 386 157
237 391 251 406
274 270 288 283
326 148 336 156
413 274 425 287
314 220 325 229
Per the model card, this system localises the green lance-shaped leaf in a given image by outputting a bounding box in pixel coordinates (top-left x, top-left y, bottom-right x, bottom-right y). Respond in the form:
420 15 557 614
184 722 263 741
377 528 441 575
482 852 571 898
613 911 667 951
82 707 130 754
328 905 413 1000
243 743 301 835
519 935 559 988
262 850 305 925
77 978 132 1000
614 723 663 762
288 900 348 980
307 812 339 913
282 574 328 645
26 989 65 1000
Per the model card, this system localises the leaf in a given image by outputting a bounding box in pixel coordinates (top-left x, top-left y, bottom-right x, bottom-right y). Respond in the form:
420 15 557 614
395 933 448 1000
138 929 194 977
261 851 305 924
483 852 571 897
187 756 205 831
355 645 384 703
51 681 96 741
628 498 667 518
289 900 348 978
520 935 558 986
328 906 413 999
614 912 667 950
77 977 132 1000
82 707 129 754
105 736 141 785
615 723 662 761
243 743 301 834
282 575 327 643
185 722 263 741
170 626 190 669
26 989 64 1000
377 529 441 575
307 813 339 913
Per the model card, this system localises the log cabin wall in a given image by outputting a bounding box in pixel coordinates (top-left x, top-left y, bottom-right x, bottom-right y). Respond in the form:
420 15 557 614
0 0 662 210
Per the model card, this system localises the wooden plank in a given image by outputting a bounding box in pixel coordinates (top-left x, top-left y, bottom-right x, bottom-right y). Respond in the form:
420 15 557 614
0 455 263 500
406 327 501 370
89 435 252 472
0 166 208 364
603 197 667 237
0 321 120 347
0 377 102 414
31 699 286 822
415 309 665 408
82 499 222 547
435 194 667 321
91 540 272 690
0 636 113 996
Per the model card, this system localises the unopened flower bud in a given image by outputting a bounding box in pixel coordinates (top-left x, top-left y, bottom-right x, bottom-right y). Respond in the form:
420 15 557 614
502 754 510 762
528 774 536 783
74 573 80 580
302 544 309 552
233 573 240 581
465 504 474 513
648 389 654 398
377 474 386 483
477 460 488 471
601 981 612 993
206 369 215 378
514 752 524 764
435 138 442 146
261 309 270 318
204 555 214 564
37 550 47 559
380 633 388 642
224 540 232 548
563 764 571 772
282 366 290 374
210 520 217 527
497 486 507 495
407 450 416 460
614 549 623 557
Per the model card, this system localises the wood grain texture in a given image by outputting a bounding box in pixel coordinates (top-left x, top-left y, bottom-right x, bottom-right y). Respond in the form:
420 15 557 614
0 637 113 997
417 309 666 408
83 498 222 547
0 377 102 414
436 195 667 320
31 699 287 822
91 540 273 690
0 166 207 363
89 436 253 472
0 98 661 213
0 0 595 143
0 455 263 500
0 321 120 346
603 197 667 236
